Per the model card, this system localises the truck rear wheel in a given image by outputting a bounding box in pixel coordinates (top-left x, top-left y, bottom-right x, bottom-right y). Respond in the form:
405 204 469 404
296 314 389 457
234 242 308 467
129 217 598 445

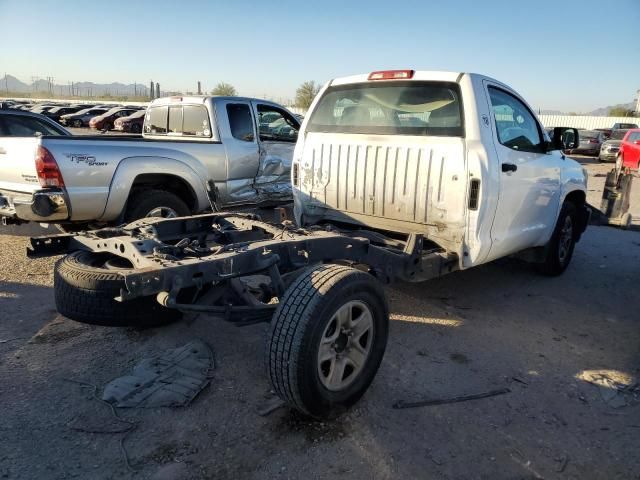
54 251 181 327
124 189 191 222
538 201 577 276
266 265 389 419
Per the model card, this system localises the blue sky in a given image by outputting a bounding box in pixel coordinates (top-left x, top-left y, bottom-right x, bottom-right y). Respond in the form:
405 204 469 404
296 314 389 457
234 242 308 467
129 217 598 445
1 0 638 111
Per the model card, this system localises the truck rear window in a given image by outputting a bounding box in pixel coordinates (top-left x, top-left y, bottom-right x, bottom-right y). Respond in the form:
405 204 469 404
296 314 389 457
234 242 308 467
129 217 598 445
307 81 464 137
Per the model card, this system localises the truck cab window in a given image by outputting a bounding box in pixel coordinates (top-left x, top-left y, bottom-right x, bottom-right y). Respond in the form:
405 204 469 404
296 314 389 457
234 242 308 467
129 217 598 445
488 87 542 152
182 105 210 136
227 104 254 142
257 105 299 142
168 106 183 134
145 107 168 134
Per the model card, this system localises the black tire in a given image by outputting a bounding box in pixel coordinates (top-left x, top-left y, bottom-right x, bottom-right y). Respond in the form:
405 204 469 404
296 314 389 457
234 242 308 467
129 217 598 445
73 119 83 127
538 202 577 276
130 123 142 134
266 264 389 419
124 189 191 222
54 251 181 327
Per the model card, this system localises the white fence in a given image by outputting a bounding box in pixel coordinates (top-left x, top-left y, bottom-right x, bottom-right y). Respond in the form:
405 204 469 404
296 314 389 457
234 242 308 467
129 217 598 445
538 115 639 130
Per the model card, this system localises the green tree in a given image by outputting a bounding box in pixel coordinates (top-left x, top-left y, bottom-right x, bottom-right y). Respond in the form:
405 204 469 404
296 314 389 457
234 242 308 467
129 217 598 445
210 82 237 96
295 81 321 109
608 106 634 117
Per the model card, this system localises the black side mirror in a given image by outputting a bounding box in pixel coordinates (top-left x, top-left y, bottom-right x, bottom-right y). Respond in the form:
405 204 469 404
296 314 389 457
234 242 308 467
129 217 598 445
550 127 579 151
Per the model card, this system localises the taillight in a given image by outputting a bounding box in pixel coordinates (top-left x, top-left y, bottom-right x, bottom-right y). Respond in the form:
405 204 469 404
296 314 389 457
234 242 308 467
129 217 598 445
368 69 414 80
35 146 65 188
589 139 599 143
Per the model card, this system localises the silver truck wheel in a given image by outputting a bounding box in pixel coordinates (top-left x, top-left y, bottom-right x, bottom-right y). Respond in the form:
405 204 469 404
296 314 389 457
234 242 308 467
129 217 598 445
146 206 179 218
266 264 389 419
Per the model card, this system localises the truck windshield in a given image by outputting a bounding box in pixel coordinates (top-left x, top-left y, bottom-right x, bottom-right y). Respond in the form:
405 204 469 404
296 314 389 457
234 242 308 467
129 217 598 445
307 81 463 137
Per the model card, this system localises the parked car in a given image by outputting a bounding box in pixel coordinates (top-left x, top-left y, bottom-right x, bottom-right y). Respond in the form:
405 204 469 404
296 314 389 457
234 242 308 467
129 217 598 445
60 107 109 127
0 96 299 228
612 122 638 130
32 70 589 420
568 129 604 156
618 128 640 172
43 106 86 123
0 110 70 137
595 128 612 140
598 129 629 162
89 107 139 130
113 110 145 133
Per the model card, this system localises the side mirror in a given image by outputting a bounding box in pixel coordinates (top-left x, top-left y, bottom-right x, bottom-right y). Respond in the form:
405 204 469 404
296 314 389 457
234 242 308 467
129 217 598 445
550 127 579 151
634 140 640 145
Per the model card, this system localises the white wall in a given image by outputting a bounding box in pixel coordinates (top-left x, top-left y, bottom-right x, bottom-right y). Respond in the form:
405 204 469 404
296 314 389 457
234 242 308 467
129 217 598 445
538 115 639 130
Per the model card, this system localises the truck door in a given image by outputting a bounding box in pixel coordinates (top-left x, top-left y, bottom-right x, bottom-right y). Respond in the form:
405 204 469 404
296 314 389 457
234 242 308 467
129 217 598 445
217 100 260 203
251 102 299 201
483 83 561 260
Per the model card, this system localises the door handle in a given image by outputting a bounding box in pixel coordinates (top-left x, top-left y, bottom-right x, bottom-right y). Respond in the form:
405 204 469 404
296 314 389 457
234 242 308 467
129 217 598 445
501 163 517 173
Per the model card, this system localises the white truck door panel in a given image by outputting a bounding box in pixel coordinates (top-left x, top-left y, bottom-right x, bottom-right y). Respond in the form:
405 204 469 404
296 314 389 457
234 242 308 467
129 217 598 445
483 83 561 261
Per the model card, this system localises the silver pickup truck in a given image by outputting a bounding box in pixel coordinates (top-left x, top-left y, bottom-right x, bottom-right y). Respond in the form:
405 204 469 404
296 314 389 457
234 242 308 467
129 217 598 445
0 96 300 228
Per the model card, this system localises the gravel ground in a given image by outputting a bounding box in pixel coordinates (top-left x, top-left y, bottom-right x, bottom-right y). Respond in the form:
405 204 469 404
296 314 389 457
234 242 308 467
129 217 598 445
0 160 639 480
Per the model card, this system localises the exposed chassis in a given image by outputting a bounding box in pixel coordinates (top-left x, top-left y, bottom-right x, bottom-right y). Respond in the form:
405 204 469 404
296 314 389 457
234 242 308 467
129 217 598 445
29 212 458 322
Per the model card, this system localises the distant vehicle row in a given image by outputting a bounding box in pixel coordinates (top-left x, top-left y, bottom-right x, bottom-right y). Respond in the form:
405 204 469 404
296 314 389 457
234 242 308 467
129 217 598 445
0 100 147 132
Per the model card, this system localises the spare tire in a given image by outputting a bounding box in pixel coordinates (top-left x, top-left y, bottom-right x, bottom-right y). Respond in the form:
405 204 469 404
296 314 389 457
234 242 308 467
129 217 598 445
54 250 181 327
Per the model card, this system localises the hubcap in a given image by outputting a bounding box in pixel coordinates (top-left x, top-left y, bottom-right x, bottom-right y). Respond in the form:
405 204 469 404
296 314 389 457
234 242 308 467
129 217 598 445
317 300 374 391
558 216 573 263
146 207 178 218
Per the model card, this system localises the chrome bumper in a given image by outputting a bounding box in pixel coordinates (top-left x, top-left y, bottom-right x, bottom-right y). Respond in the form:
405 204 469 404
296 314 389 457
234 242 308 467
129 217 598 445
0 189 69 223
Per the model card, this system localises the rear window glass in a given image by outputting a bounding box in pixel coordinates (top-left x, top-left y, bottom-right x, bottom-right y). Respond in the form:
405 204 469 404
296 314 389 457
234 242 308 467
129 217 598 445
145 106 168 134
307 81 464 136
611 129 628 140
145 105 211 137
182 105 210 136
168 106 183 134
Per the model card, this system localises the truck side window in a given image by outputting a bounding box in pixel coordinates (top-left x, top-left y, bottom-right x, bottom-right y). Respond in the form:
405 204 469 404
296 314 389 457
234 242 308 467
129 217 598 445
227 104 254 142
145 106 168 134
488 87 542 153
257 105 299 142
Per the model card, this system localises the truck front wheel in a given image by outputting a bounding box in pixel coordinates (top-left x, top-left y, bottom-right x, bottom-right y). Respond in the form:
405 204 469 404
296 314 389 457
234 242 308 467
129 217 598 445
266 265 389 419
124 189 191 222
539 201 577 276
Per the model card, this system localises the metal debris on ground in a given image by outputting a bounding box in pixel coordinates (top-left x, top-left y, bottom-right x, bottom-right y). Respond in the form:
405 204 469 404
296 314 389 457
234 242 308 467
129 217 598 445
102 340 214 408
393 388 511 409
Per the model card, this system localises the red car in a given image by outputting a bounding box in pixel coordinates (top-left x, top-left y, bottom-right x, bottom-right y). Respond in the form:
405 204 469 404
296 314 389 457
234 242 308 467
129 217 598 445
618 128 640 172
89 107 139 131
113 110 145 133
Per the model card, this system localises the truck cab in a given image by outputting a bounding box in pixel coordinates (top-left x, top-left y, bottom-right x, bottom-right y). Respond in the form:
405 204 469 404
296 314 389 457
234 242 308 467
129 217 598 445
293 70 589 272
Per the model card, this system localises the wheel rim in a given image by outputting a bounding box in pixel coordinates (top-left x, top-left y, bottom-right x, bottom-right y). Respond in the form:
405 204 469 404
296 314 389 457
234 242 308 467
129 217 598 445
317 300 374 391
146 207 178 218
558 216 573 264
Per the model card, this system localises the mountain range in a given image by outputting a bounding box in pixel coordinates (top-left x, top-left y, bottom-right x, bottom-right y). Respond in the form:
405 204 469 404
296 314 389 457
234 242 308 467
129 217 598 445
0 74 150 97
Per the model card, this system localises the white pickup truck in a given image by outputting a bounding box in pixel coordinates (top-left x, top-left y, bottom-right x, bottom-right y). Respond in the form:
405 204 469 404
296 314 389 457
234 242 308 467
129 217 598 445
0 96 300 229
33 70 589 419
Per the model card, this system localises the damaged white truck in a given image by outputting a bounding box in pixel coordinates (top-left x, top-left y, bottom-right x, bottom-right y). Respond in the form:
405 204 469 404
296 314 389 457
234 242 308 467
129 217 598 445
0 96 299 228
30 70 589 418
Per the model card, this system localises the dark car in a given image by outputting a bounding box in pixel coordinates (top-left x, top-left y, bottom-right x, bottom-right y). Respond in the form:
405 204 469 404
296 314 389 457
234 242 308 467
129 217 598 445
60 107 109 127
569 130 605 156
43 106 86 123
89 107 139 131
0 110 70 137
113 109 146 133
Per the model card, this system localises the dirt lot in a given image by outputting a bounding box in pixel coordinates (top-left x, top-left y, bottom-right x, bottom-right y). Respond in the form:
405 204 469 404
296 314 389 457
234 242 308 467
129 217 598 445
1 160 639 480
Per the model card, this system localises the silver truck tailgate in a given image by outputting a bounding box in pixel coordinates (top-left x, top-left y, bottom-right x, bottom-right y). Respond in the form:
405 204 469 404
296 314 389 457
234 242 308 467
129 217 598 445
0 137 41 194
